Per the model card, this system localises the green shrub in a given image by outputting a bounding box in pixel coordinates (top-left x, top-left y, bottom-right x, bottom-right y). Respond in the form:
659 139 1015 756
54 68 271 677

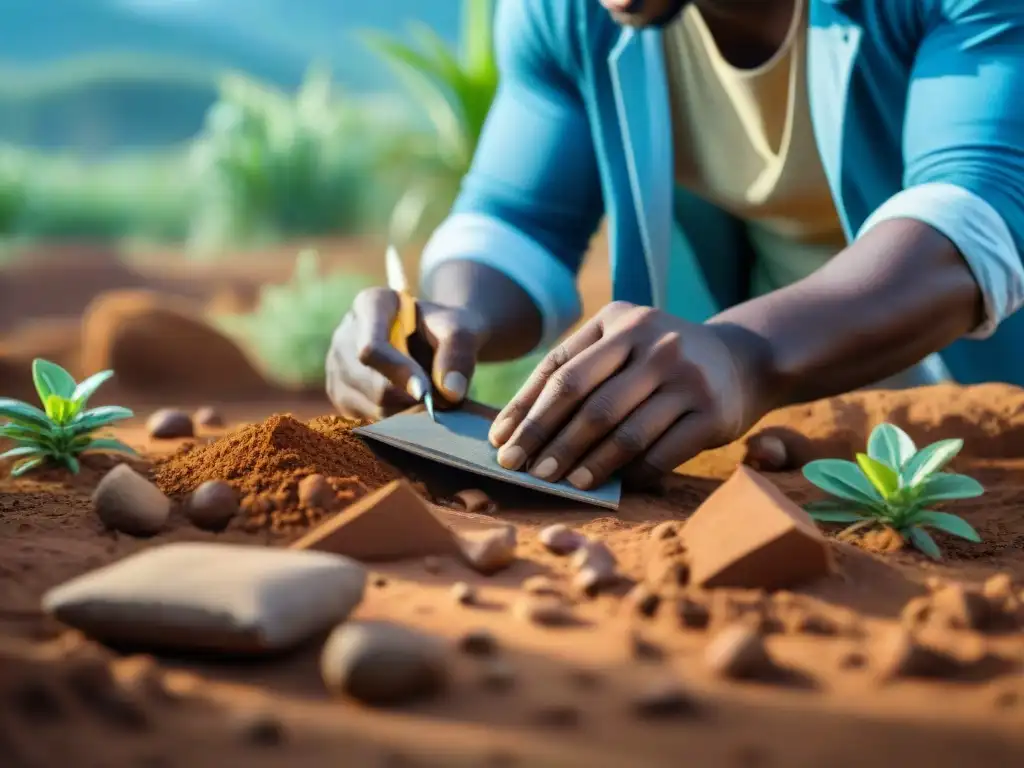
213 249 374 387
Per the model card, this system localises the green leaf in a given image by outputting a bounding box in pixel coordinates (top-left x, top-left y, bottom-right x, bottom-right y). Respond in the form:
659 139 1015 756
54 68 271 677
807 508 866 523
0 423 46 441
915 472 984 504
69 405 134 434
80 438 138 457
461 0 497 78
915 510 982 542
867 423 917 470
0 398 52 430
0 445 42 461
10 457 45 477
64 454 80 474
856 453 899 497
908 526 942 560
71 370 114 410
32 358 76 402
901 439 964 488
802 459 884 506
44 394 74 424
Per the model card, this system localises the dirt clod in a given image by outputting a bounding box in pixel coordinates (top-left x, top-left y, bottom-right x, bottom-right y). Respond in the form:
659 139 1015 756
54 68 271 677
705 624 774 680
320 621 447 707
297 474 335 510
146 409 194 440
184 480 238 532
92 463 170 537
538 524 587 555
459 525 517 575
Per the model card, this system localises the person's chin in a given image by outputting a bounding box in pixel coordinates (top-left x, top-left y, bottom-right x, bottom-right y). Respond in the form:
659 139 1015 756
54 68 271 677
608 0 690 28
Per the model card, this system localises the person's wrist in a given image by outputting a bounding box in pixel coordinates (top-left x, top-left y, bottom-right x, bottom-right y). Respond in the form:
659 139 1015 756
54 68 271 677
705 320 786 427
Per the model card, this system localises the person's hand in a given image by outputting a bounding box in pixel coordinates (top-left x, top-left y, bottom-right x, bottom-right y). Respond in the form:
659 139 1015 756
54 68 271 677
488 301 773 489
326 287 489 420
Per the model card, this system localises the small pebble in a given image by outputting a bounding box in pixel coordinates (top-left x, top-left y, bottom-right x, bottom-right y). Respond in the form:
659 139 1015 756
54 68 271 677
460 525 517 575
839 650 867 669
571 541 618 597
573 567 618 598
521 575 563 598
513 596 574 627
92 464 170 537
458 629 498 657
184 480 238 532
743 433 788 472
538 524 587 555
146 409 194 439
298 474 335 510
321 621 447 706
479 660 516 692
373 576 388 588
631 681 697 719
193 406 224 429
453 489 495 514
704 624 774 680
451 581 476 606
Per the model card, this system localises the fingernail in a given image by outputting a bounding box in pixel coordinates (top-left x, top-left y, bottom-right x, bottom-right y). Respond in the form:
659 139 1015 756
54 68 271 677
531 456 559 480
406 376 427 402
442 371 468 401
497 445 527 470
567 467 594 490
489 417 514 447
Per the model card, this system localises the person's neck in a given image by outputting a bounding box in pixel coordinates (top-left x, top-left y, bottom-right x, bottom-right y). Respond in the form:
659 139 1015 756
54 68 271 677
693 0 797 69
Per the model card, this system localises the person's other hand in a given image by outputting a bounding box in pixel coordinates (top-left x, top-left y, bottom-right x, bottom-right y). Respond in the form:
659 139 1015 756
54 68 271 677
488 301 773 489
326 287 489 420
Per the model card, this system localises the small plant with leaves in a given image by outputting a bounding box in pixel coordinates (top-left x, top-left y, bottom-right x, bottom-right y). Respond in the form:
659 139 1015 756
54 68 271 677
0 359 136 476
802 423 983 559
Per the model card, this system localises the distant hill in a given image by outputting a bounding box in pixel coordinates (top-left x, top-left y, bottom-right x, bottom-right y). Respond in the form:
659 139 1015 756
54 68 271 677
0 0 466 151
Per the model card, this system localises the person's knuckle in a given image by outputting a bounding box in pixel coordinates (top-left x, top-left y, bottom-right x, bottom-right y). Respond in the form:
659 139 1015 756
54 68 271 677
604 300 636 317
580 393 619 432
541 344 572 374
649 332 683 368
548 369 583 401
609 425 648 456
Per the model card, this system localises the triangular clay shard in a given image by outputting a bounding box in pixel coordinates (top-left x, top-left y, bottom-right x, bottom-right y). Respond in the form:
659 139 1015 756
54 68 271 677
682 465 833 591
290 479 460 562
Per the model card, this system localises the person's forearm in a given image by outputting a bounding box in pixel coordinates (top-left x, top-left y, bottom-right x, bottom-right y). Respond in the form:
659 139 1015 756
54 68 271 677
710 218 986 408
422 259 544 362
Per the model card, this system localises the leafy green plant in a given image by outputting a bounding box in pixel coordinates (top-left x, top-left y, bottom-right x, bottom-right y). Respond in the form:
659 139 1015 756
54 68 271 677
0 359 136 476
802 423 983 559
213 249 374 387
470 349 547 409
362 0 499 242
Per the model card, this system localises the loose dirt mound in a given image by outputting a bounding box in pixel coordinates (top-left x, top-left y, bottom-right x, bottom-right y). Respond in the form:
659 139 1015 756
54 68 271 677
153 415 398 535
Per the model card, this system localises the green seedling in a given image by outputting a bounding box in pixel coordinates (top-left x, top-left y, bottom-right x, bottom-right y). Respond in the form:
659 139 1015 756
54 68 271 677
0 359 137 476
802 422 983 560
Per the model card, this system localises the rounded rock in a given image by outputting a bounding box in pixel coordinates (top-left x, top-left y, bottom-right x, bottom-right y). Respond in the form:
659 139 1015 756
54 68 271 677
297 474 335 510
460 525 517 575
321 621 447 707
193 406 224 429
538 524 587 555
451 581 477 606
92 464 170 537
513 596 574 627
184 480 239 532
704 623 774 680
145 409 194 440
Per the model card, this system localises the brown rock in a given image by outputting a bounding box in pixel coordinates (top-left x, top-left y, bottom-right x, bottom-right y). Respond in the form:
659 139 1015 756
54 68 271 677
930 584 992 630
705 624 774 680
451 581 476 606
459 525 518 575
458 629 498 656
678 595 711 630
146 409 194 440
624 584 661 618
743 433 789 472
452 489 495 514
874 630 961 681
538 524 587 555
193 406 224 429
297 474 335 510
184 480 238 532
631 682 697 719
92 464 170 537
573 567 619 598
320 621 447 706
521 575 563 598
513 596 574 627
290 480 459 562
682 466 833 590
570 541 618 596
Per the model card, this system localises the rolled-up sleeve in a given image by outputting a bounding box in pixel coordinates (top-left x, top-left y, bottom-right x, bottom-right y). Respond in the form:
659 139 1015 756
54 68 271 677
419 0 605 350
857 0 1024 339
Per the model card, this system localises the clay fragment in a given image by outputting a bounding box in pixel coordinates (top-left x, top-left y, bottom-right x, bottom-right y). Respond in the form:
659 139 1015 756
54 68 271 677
321 621 447 706
513 596 574 627
451 581 477 606
631 681 697 719
297 474 335 510
682 466 832 590
290 480 459 562
704 623 775 680
538 524 587 555
453 489 496 514
193 406 224 429
146 409 194 440
458 525 518 575
92 464 170 537
184 480 238 532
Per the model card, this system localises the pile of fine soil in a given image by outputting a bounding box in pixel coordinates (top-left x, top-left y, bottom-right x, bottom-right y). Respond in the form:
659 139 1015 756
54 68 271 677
153 414 399 536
